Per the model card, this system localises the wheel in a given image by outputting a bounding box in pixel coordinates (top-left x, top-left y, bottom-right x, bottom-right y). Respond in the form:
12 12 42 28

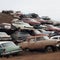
45 46 54 52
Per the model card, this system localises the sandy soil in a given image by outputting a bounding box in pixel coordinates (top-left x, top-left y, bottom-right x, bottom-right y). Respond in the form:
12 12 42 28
0 51 60 60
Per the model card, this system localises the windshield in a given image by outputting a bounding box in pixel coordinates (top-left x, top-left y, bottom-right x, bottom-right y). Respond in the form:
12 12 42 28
18 31 30 37
1 42 16 47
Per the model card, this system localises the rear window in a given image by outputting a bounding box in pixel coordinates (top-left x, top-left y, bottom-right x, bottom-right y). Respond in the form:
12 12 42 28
52 37 58 39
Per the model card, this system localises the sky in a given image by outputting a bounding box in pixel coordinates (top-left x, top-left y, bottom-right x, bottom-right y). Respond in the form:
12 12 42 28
0 0 60 21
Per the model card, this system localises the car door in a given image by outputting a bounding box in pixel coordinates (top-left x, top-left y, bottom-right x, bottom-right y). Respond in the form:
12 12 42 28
34 37 45 49
28 38 36 49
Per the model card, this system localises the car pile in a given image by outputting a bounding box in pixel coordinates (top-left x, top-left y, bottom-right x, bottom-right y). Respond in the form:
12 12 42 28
0 11 60 56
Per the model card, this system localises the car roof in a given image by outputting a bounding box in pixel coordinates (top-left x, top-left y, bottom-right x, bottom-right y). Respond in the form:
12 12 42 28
0 41 13 44
27 34 48 39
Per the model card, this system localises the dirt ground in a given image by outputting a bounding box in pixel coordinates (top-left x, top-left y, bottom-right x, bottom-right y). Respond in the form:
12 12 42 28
0 51 60 60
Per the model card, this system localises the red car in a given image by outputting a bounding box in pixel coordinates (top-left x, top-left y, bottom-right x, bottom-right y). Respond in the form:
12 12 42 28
46 25 60 31
21 18 41 26
34 18 53 24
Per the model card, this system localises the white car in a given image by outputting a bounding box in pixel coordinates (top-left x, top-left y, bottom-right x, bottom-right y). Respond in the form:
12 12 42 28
50 35 60 40
0 23 11 29
50 35 60 48
12 21 33 30
0 32 11 41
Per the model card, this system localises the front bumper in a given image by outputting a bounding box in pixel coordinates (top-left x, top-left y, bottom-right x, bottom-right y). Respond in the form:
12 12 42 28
1 50 22 55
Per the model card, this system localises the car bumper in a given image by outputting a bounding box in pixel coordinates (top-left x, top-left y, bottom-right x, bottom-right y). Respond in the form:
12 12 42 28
1 50 22 55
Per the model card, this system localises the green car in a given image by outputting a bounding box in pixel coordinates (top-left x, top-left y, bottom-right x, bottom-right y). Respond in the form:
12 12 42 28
0 41 22 56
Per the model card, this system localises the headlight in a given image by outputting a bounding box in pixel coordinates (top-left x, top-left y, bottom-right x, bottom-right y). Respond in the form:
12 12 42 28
56 44 60 47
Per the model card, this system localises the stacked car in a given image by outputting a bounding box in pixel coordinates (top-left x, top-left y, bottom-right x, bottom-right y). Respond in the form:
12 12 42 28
0 11 60 56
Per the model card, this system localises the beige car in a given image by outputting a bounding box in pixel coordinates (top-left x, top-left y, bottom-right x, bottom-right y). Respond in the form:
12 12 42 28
20 36 60 52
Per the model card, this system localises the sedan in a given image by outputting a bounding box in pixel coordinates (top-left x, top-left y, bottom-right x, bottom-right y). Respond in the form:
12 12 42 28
0 41 22 56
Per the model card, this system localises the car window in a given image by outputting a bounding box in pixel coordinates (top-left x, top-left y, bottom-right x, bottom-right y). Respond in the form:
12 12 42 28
19 31 30 36
1 42 16 47
36 37 45 41
52 37 58 39
30 38 35 42
29 37 43 42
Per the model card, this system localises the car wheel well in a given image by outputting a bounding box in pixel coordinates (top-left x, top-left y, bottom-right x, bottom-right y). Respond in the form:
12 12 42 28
45 45 54 49
45 45 56 52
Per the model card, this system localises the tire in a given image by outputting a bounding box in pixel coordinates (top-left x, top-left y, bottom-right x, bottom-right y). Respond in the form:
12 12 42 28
45 46 54 52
